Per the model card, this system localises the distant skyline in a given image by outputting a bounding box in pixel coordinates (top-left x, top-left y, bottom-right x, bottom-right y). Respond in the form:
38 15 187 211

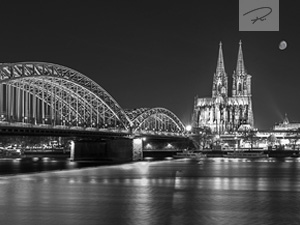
1 1 299 130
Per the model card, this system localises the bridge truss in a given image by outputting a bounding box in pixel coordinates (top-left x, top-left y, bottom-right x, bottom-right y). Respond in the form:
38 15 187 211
0 62 186 135
125 108 185 134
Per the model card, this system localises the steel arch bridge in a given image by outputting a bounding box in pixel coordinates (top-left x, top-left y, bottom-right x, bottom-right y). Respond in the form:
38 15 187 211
0 62 185 136
124 108 185 133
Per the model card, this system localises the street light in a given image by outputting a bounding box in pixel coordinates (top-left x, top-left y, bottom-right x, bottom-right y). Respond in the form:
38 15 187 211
186 125 192 132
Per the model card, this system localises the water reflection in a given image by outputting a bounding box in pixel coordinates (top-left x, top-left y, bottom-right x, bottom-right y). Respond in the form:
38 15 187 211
1 159 300 224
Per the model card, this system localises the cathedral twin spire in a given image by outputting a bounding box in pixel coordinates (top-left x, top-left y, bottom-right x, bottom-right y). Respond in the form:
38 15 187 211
216 42 226 75
212 42 228 98
236 40 246 76
212 40 250 98
193 41 254 133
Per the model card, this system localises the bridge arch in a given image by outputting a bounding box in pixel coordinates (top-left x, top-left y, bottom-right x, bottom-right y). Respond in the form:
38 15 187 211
0 62 186 135
0 62 132 129
124 107 185 133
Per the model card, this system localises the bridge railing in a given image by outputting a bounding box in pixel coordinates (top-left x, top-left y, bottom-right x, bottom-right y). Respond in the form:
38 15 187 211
136 130 186 137
0 121 187 137
0 121 130 134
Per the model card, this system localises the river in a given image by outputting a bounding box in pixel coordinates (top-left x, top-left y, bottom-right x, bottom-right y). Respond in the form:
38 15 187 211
1 157 300 225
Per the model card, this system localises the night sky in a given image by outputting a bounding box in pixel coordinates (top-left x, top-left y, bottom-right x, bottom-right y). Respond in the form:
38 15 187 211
1 1 299 130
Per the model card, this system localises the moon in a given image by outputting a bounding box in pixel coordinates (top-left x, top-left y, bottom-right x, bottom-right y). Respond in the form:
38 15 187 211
279 40 287 50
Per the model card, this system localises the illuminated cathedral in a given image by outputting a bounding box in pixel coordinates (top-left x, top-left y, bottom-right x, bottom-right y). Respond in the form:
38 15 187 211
192 41 254 134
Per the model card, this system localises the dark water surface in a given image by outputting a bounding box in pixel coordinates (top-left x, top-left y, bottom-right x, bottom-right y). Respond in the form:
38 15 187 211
1 157 300 225
0 157 114 176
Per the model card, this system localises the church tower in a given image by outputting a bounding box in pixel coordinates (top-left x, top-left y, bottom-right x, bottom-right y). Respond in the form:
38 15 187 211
232 40 251 97
212 42 228 98
232 40 254 127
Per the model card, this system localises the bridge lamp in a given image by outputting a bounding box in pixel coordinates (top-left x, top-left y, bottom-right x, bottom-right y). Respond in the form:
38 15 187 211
166 143 173 149
145 143 152 149
185 125 192 132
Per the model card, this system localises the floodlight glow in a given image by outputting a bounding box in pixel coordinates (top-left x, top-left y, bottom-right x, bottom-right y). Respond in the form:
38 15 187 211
186 125 192 131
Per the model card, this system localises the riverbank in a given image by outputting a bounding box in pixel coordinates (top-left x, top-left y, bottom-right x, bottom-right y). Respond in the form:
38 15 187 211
3 149 300 162
143 149 300 159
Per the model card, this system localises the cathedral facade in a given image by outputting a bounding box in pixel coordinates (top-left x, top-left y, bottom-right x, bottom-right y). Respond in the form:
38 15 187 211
192 41 254 134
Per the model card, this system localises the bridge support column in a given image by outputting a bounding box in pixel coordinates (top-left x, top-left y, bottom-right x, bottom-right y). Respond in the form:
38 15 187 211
132 138 143 161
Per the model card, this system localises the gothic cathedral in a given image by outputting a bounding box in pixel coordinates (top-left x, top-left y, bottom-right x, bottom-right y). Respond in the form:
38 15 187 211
192 41 254 134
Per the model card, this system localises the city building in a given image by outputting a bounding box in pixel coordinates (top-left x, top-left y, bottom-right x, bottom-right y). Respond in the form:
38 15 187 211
192 41 254 134
273 113 300 131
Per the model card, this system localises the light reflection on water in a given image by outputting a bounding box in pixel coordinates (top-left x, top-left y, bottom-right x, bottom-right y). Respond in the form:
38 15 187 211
1 158 300 224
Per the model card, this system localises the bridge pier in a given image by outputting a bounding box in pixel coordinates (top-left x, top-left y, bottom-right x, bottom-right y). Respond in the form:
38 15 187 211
132 138 143 161
70 138 143 162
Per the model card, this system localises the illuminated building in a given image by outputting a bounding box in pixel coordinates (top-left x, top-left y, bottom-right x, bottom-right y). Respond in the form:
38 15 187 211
273 113 300 131
192 41 254 134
